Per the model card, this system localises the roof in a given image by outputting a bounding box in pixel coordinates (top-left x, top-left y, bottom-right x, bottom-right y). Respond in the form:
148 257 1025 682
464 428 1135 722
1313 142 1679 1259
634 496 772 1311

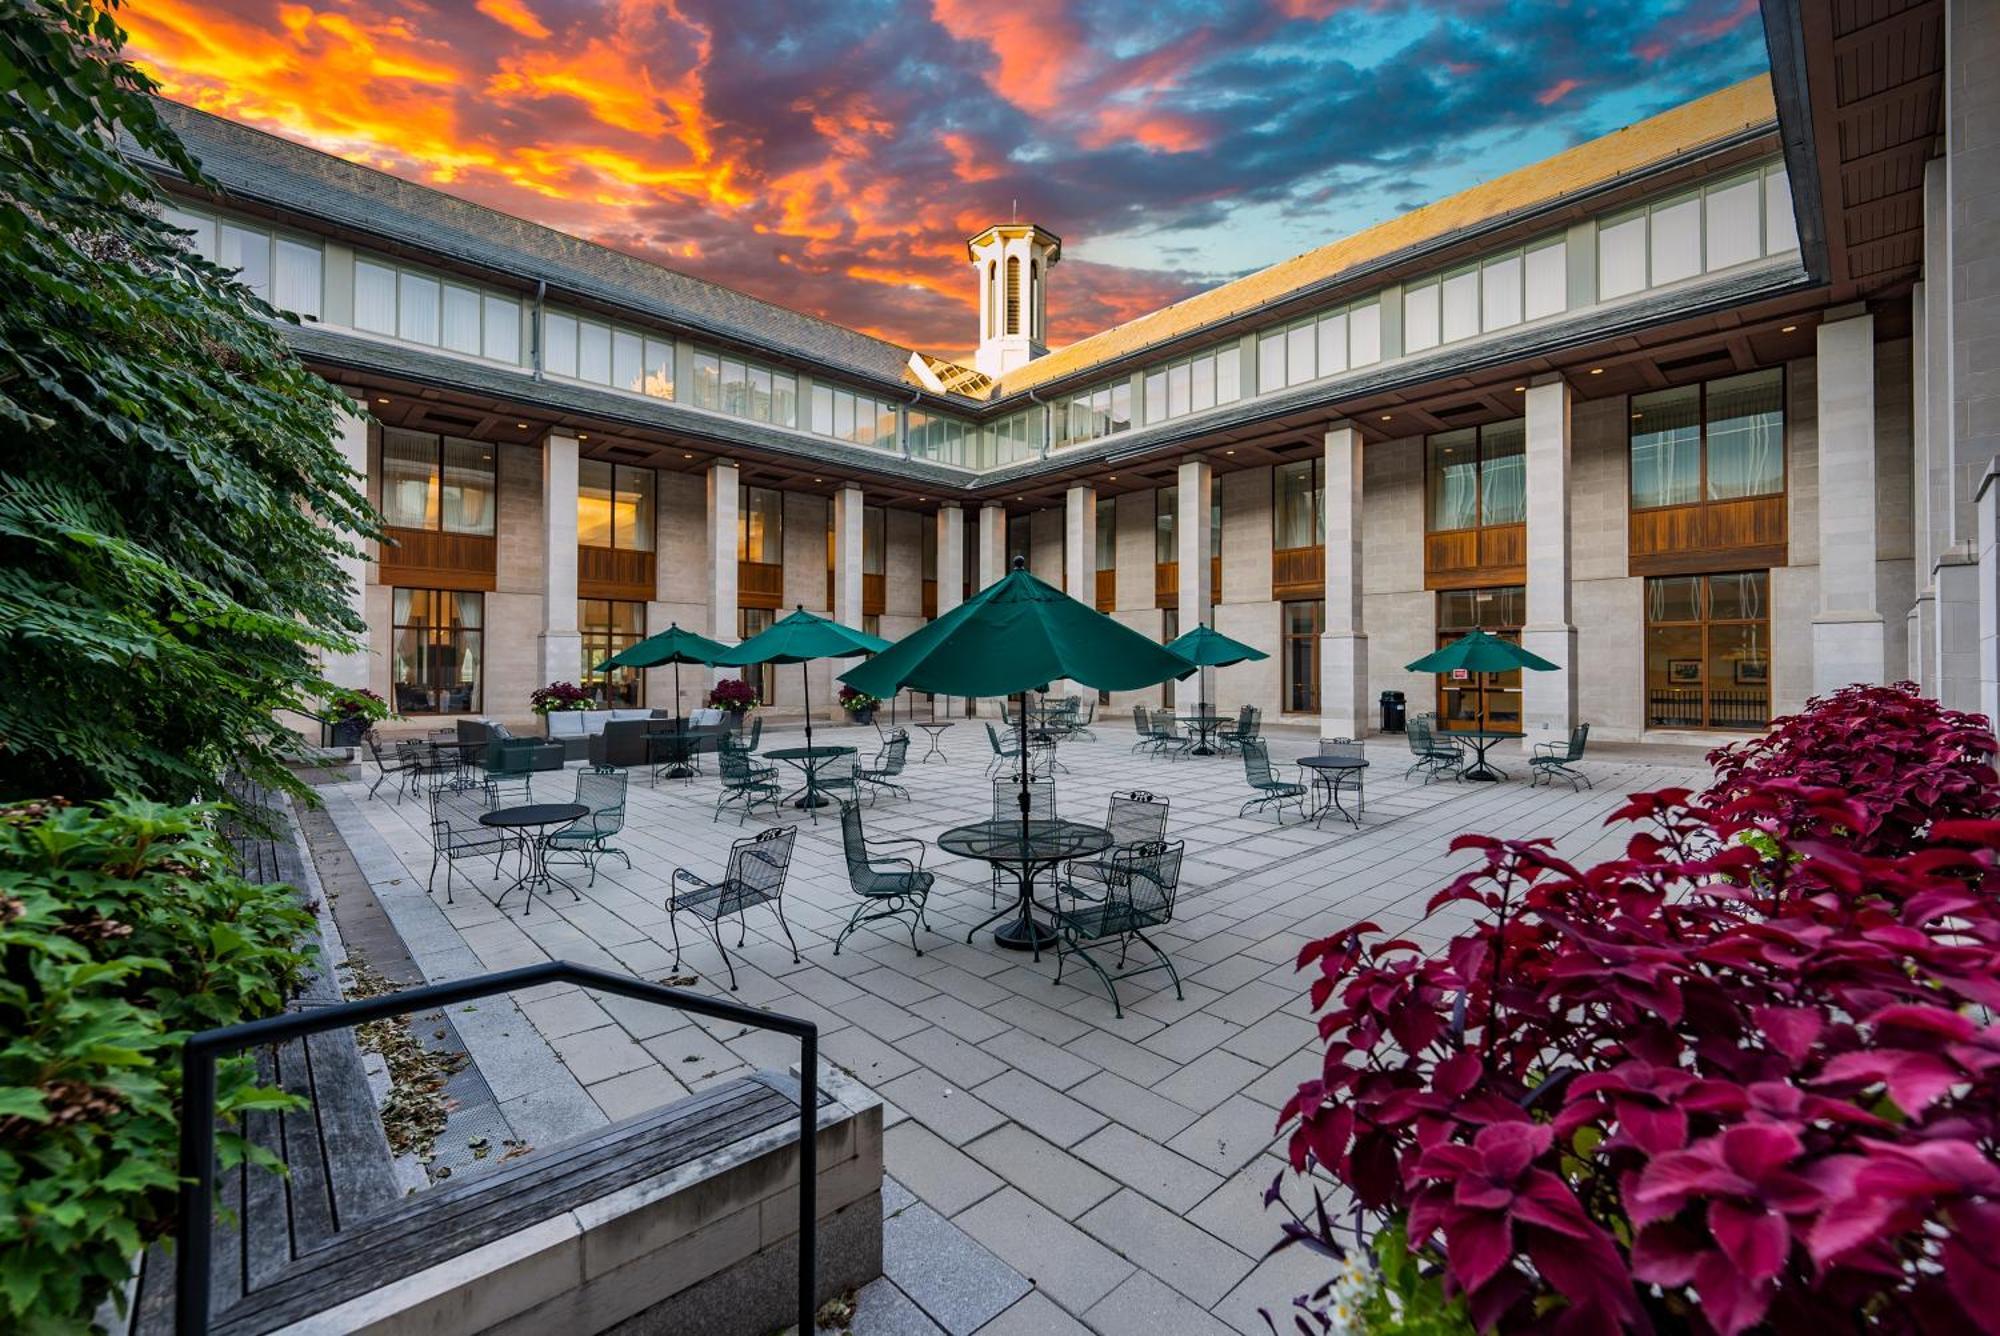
993 75 1780 398
142 101 926 394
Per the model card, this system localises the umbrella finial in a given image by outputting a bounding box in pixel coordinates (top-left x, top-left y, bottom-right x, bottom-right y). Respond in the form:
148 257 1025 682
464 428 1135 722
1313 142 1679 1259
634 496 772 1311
1010 555 1026 571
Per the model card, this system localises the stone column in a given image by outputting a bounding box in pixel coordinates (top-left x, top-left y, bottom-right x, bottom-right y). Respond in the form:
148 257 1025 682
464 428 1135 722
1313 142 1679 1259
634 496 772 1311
539 432 582 689
978 502 1006 588
323 396 372 691
1979 460 2000 729
1177 459 1213 709
1320 423 1369 738
706 461 739 693
834 483 864 630
1063 484 1097 697
1520 376 1578 748
1811 311 1887 693
935 504 966 714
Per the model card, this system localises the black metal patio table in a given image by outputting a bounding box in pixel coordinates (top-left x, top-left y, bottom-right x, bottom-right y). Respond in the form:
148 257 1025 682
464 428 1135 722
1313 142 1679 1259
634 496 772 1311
1177 713 1225 756
427 737 489 793
479 801 589 916
1436 726 1514 782
915 721 954 762
765 744 857 809
940 818 1112 955
1298 754 1369 828
646 723 708 783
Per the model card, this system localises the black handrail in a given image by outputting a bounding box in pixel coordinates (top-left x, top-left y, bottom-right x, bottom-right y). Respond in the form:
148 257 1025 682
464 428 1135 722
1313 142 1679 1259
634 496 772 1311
177 960 820 1334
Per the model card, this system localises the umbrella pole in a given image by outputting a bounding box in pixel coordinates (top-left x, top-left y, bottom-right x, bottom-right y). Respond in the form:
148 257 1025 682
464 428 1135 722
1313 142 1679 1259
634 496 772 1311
803 664 813 751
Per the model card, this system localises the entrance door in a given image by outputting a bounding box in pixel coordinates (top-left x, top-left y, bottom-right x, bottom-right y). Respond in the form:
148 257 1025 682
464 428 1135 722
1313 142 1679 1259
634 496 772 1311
1282 599 1322 715
1435 587 1524 733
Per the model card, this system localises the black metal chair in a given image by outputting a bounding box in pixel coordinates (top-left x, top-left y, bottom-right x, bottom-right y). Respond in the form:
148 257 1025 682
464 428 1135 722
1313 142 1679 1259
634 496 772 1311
834 802 934 959
1530 723 1593 789
1063 791 1170 902
715 745 781 825
481 738 564 804
858 731 912 804
984 721 1023 776
544 766 630 887
365 732 420 802
1147 709 1189 759
1305 737 1367 823
1405 715 1465 784
810 754 860 821
426 787 513 904
989 776 1056 907
667 826 800 991
1130 705 1158 753
1238 738 1307 821
1215 705 1257 755
1052 840 1187 1018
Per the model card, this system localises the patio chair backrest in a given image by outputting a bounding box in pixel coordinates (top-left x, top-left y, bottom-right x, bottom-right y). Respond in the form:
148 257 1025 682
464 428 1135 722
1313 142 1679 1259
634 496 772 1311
985 721 1016 755
367 734 400 770
1319 737 1364 760
1564 722 1591 760
724 825 796 908
1147 711 1181 741
838 801 871 882
1240 738 1278 787
871 734 910 778
1132 705 1152 736
1105 791 1170 849
430 788 496 849
993 777 1056 821
573 766 628 835
1406 715 1433 755
1239 706 1262 742
819 755 859 788
1113 839 1185 926
718 747 762 785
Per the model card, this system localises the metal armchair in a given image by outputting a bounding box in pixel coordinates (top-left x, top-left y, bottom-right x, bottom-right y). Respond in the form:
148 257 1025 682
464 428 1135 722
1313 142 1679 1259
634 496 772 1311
667 826 800 991
1052 840 1187 1018
426 788 513 904
1405 715 1464 784
857 731 912 804
834 802 934 959
1238 738 1307 821
365 733 420 803
544 766 630 887
1063 790 1170 903
715 745 781 825
1530 722 1593 790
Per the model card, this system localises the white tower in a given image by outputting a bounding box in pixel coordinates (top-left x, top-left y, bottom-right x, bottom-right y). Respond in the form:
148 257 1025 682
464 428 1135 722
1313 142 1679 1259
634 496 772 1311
967 222 1061 379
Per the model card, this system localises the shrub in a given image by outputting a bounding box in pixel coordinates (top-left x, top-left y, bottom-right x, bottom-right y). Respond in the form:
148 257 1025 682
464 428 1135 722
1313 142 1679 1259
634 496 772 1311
707 678 760 714
0 0 377 805
326 686 390 722
838 685 880 714
0 799 316 1329
529 681 594 714
1275 684 2000 1334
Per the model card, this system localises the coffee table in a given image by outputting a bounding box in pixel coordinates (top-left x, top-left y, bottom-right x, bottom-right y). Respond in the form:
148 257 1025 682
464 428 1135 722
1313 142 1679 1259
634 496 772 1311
765 745 857 809
479 802 588 916
1297 754 1368 828
940 818 1112 955
1436 726 1514 782
1177 713 1225 756
915 721 954 762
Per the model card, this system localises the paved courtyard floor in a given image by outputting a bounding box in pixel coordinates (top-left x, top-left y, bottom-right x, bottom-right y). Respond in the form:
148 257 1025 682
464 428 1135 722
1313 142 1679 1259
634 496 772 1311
318 721 1709 1335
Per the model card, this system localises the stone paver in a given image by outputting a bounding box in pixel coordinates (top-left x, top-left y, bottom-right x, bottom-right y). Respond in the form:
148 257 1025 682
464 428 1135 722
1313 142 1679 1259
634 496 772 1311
321 720 1707 1332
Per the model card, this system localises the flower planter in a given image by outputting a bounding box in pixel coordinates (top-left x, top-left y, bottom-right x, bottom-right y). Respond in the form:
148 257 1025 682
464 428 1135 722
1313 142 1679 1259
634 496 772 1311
849 707 877 727
329 715 369 749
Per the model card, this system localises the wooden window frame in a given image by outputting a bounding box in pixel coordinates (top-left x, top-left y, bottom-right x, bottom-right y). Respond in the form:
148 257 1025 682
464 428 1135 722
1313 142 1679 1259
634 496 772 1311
1627 368 1788 577
1643 572 1772 731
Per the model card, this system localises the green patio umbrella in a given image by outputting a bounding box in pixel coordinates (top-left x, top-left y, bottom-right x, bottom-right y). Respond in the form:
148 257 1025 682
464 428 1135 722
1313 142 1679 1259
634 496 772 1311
594 621 730 719
842 557 1193 834
1405 630 1557 739
1164 622 1270 717
715 606 890 750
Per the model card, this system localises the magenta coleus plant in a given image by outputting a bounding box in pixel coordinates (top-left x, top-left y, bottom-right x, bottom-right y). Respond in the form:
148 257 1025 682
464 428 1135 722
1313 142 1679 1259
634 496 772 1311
1273 684 2000 1335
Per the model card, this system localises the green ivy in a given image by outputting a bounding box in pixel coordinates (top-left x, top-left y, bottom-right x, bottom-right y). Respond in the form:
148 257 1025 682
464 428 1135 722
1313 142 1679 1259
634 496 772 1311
0 0 380 804
0 799 316 1331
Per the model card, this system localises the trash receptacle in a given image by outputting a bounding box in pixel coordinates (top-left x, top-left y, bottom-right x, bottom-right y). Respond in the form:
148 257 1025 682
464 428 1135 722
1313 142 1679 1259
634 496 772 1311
1380 690 1406 733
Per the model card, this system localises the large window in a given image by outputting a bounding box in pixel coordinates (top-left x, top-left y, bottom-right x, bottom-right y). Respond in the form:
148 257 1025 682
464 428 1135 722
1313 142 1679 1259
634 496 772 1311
1630 369 1784 510
381 429 495 534
1054 379 1133 448
1095 498 1116 570
982 410 1041 468
580 599 645 707
391 589 482 715
1274 458 1324 549
1144 343 1244 424
544 311 673 400
739 485 783 562
1282 600 1322 714
907 412 977 467
160 204 324 321
1645 572 1769 730
863 505 886 576
1152 486 1219 569
1436 586 1525 733
807 381 894 446
1598 163 1797 302
355 257 518 363
1404 243 1566 354
578 461 654 551
1008 514 1032 566
1426 420 1524 531
1256 304 1381 395
689 348 796 428
738 607 774 705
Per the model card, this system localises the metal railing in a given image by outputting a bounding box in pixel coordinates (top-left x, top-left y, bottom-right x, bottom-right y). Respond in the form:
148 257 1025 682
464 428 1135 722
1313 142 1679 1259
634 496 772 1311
177 960 820 1334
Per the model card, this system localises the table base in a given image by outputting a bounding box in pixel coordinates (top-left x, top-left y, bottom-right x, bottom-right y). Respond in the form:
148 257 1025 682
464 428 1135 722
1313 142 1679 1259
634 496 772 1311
493 836 578 917
993 914 1058 952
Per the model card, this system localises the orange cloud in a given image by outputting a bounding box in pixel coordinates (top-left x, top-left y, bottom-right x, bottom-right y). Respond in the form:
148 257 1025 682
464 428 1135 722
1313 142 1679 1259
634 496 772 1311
475 0 549 40
1535 77 1580 105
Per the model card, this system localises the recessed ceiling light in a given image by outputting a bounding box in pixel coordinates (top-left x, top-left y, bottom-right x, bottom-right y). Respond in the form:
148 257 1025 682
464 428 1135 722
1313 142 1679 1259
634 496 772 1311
1781 324 1797 333
682 453 694 459
1225 449 1236 455
1107 475 1117 481
1589 367 1604 375
1632 412 1644 420
1513 386 1525 393
813 477 823 483
375 397 390 404
1016 495 1024 500
1379 414 1393 421
577 433 589 440
516 422 529 429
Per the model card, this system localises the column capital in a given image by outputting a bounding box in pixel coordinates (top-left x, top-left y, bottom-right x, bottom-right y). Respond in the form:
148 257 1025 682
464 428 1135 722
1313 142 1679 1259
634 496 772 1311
1529 370 1569 390
1323 418 1359 436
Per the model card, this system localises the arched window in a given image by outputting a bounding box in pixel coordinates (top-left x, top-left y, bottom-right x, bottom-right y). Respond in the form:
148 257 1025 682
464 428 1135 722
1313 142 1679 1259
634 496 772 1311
1005 256 1021 335
986 261 997 338
1029 259 1040 338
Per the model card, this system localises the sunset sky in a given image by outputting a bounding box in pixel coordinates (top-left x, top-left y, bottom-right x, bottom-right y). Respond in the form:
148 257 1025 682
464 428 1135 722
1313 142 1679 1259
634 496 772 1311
125 0 1771 360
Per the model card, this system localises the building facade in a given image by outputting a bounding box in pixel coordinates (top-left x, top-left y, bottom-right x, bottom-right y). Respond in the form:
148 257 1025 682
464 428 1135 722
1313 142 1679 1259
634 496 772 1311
139 2 1990 748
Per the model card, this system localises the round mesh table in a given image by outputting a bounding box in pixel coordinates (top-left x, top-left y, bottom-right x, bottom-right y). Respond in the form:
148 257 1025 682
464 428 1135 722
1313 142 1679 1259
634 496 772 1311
480 802 588 916
765 745 856 809
939 818 1111 954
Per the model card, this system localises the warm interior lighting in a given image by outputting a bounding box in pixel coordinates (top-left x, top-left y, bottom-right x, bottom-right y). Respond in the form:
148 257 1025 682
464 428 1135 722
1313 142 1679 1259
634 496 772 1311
1781 324 1797 333
516 422 529 429
682 453 694 459
1589 367 1604 375
375 397 390 404
1225 449 1236 455
1379 414 1393 421
1513 386 1525 393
